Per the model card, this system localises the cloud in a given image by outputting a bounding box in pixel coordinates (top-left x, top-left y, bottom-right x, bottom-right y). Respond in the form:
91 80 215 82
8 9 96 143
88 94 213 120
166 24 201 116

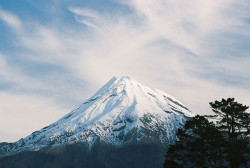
0 92 67 142
66 1 250 92
68 6 100 19
0 0 250 141
0 7 22 30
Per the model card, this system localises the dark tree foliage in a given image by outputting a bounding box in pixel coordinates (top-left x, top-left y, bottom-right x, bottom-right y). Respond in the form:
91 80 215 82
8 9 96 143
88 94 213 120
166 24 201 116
163 98 249 168
209 98 249 168
163 115 225 168
209 98 249 143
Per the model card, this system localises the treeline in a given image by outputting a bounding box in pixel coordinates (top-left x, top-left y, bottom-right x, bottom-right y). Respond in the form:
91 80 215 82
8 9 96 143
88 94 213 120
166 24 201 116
163 98 250 168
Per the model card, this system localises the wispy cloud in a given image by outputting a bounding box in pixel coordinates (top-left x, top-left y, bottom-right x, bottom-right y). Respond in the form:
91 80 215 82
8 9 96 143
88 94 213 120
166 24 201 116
0 0 250 142
0 92 66 142
0 7 22 30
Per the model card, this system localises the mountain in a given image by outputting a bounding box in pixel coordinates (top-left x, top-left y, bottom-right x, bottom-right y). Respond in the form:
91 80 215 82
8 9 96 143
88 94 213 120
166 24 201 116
0 76 193 168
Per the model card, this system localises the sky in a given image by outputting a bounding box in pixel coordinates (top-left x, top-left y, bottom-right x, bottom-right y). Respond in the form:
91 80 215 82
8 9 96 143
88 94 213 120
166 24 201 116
0 0 250 142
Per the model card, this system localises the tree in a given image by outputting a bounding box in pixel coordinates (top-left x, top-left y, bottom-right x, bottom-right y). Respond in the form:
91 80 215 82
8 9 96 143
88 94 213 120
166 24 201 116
163 99 249 168
209 98 249 142
163 115 225 168
209 98 249 168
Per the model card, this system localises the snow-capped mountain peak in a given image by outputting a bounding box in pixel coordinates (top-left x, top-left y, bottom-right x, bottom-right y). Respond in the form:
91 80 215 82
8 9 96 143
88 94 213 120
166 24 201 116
1 76 193 154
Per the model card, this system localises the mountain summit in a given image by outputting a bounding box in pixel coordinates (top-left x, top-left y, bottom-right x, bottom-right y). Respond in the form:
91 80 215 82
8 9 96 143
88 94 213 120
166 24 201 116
1 76 193 154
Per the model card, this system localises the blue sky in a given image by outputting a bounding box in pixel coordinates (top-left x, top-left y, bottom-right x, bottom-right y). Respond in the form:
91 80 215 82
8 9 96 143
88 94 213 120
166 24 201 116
0 0 250 142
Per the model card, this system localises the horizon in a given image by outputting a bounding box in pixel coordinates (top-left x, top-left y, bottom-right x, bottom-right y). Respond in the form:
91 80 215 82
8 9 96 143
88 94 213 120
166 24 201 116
0 0 250 142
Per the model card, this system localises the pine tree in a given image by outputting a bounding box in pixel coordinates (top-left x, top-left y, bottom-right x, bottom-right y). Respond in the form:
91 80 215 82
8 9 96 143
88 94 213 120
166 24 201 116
163 99 249 168
209 98 249 168
209 98 249 142
163 115 225 168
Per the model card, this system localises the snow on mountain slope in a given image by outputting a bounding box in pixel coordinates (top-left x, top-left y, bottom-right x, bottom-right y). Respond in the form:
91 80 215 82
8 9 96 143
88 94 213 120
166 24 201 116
1 76 193 154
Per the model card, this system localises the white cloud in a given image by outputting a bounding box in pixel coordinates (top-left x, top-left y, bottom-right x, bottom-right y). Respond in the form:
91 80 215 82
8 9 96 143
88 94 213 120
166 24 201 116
63 1 250 115
0 8 22 30
20 27 62 52
0 92 67 142
0 53 53 92
68 6 100 19
0 0 250 141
